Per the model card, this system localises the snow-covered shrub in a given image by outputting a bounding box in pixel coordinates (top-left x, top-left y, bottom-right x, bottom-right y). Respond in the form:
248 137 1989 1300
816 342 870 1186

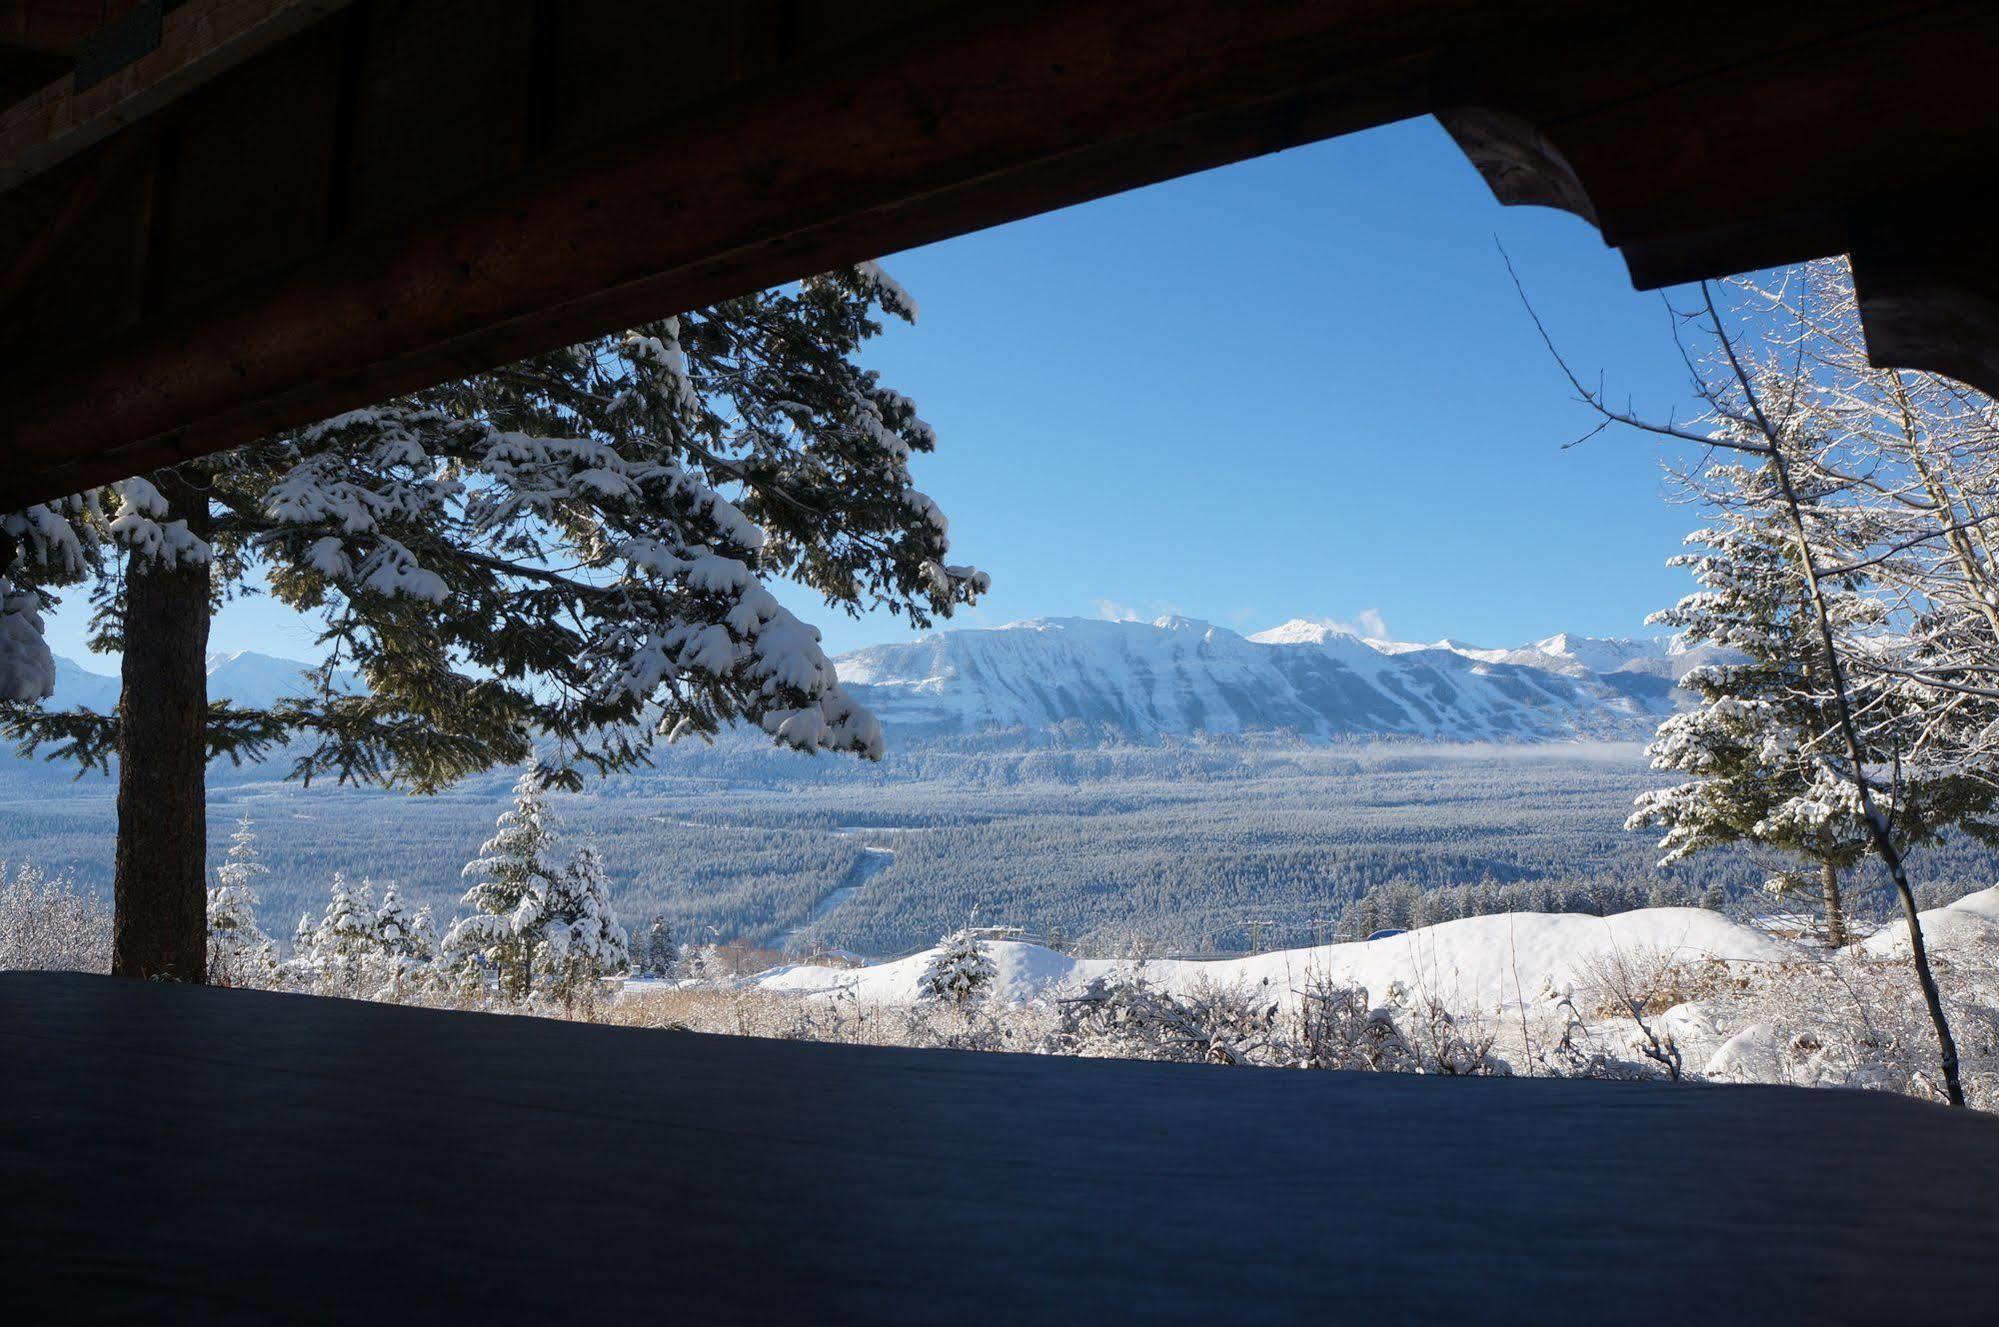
1056 971 1281 1066
1293 976 1413 1072
1702 947 1999 1106
1401 993 1508 1076
0 862 109 972
918 927 996 1007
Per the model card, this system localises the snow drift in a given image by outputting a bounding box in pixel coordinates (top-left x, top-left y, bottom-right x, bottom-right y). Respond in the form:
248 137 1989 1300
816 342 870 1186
753 906 1797 1012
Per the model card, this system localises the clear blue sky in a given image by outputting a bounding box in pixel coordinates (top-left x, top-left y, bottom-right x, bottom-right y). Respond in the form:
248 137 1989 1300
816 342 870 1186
47 115 1710 666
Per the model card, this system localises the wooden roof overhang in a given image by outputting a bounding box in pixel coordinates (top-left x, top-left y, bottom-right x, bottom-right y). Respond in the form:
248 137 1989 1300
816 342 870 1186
0 0 1994 509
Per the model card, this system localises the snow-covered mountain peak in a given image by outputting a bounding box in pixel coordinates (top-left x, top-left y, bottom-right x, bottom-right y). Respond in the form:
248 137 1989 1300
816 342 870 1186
1248 617 1364 647
45 650 360 713
1521 633 1659 672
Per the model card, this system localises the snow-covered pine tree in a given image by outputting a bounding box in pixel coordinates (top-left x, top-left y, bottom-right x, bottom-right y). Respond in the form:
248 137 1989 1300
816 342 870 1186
205 817 275 987
534 843 630 1007
371 885 436 964
442 783 629 1005
288 871 378 992
636 914 675 978
918 927 997 1007
1630 465 1983 946
367 884 439 998
0 264 985 981
443 772 563 1000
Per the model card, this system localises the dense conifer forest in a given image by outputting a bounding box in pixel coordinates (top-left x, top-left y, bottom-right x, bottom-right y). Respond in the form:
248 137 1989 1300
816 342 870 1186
8 734 1993 957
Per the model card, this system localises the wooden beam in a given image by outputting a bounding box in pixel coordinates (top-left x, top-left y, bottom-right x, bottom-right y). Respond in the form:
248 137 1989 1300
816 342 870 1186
4 0 1999 509
0 0 1557 506
0 0 352 189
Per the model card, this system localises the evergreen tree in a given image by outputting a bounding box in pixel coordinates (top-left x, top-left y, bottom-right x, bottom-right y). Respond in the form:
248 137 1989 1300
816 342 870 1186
288 872 378 990
441 773 629 1004
443 772 564 1001
205 817 275 987
918 927 996 1007
636 914 676 978
0 265 985 980
371 885 437 964
535 843 631 1006
1630 468 1990 945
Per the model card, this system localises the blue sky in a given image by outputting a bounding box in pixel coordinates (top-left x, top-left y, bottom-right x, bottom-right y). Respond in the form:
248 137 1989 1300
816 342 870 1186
46 115 1710 666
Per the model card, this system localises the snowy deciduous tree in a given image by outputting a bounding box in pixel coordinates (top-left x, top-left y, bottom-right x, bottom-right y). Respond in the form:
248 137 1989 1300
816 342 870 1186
918 927 997 1007
206 817 276 987
0 861 111 973
0 264 985 981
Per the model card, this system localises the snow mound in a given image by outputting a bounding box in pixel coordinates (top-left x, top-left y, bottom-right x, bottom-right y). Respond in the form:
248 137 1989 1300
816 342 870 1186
1944 884 1999 922
753 907 1797 1013
1861 890 1999 960
1704 1023 1785 1083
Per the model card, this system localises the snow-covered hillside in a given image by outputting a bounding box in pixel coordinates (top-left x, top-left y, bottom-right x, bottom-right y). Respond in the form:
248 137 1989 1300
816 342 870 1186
752 906 1795 1010
837 616 1718 742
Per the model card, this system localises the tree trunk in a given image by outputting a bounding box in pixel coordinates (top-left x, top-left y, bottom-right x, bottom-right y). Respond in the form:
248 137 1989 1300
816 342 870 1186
1820 857 1849 949
111 471 212 982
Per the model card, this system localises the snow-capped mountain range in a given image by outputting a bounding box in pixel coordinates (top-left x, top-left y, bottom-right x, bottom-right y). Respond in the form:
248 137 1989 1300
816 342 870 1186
45 618 1720 744
49 651 359 713
836 616 1724 743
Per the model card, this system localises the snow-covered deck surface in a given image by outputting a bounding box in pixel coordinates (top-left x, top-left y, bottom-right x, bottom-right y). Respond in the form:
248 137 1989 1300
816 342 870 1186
7 972 1999 1324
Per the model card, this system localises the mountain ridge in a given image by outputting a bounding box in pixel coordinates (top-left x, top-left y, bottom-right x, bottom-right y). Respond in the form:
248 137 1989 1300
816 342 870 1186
837 615 1721 743
44 617 1718 745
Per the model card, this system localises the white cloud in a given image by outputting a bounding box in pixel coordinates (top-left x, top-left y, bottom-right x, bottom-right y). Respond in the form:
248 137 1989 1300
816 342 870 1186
1349 608 1391 640
1294 608 1391 640
1092 599 1142 622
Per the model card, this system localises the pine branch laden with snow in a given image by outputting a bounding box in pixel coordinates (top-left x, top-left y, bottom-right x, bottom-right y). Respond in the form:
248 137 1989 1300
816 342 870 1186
0 497 96 705
0 262 986 795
